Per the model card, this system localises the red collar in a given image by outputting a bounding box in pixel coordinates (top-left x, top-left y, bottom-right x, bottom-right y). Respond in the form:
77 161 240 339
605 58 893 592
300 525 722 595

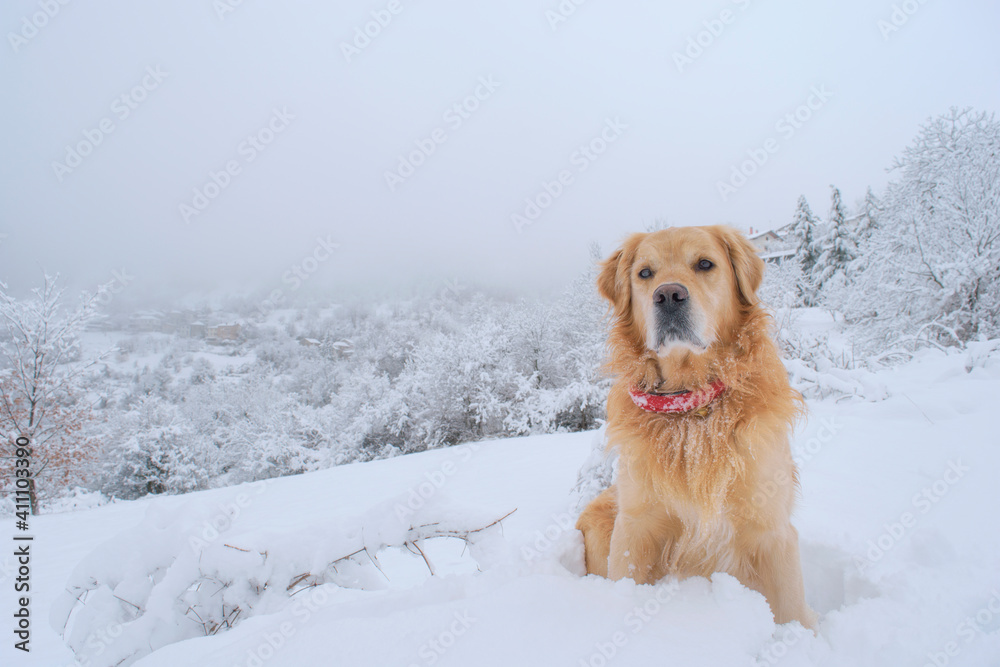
628 380 726 415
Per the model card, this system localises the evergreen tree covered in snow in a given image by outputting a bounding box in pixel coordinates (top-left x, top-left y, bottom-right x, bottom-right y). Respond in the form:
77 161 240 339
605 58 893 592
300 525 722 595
790 196 820 273
855 187 881 243
788 195 820 305
812 185 858 294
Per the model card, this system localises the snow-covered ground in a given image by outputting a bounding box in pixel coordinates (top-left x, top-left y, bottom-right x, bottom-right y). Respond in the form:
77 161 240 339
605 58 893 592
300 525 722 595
3 345 1000 666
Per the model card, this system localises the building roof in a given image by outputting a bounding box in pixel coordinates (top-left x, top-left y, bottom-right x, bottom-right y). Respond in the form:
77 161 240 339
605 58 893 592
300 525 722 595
760 248 796 260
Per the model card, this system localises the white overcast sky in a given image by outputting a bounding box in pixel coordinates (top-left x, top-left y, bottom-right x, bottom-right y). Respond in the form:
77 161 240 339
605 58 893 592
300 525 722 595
1 0 998 301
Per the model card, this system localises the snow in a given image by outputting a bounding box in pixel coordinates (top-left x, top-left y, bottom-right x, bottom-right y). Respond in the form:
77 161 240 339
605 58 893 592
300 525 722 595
3 347 1000 666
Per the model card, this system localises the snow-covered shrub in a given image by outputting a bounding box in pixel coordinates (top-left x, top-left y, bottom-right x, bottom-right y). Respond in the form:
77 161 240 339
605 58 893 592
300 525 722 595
123 364 174 405
101 397 213 499
188 357 215 385
759 258 806 310
327 362 408 462
184 373 326 485
550 379 608 432
771 309 887 400
400 313 527 446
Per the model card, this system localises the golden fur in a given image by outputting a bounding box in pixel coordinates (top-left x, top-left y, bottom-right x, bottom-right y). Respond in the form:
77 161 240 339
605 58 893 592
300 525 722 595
576 225 816 628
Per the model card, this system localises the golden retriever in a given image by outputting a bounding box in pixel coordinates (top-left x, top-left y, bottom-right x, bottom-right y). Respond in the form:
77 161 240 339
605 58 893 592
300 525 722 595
576 225 816 628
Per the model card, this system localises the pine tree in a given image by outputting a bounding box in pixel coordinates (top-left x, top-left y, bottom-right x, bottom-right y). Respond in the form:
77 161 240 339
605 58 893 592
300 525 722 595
855 187 881 242
812 185 858 291
789 195 820 305
790 196 820 270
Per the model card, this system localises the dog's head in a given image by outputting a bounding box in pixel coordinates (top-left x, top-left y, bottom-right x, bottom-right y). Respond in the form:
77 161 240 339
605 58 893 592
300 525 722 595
598 225 764 357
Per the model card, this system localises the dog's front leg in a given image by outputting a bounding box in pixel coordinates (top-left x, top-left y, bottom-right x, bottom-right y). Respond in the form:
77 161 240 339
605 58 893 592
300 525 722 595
607 510 667 584
746 525 817 629
606 462 669 584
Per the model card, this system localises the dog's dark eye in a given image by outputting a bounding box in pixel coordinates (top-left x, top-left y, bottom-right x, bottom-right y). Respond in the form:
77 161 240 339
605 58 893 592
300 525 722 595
638 268 653 279
696 259 714 271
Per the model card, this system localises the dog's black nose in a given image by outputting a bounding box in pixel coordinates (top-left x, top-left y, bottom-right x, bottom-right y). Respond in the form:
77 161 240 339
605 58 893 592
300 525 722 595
653 283 689 305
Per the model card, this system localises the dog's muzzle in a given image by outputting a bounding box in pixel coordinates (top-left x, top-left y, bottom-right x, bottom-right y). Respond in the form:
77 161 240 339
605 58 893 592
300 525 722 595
652 282 701 349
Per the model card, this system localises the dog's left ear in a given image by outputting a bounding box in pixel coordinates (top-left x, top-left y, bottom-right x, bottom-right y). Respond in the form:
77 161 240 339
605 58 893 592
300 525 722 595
712 226 764 307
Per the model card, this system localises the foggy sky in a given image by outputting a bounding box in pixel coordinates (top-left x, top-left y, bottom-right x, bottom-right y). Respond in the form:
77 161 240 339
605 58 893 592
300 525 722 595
1 0 998 304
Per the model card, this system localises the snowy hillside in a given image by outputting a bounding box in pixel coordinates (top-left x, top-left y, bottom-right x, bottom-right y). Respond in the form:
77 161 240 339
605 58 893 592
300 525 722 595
3 344 999 667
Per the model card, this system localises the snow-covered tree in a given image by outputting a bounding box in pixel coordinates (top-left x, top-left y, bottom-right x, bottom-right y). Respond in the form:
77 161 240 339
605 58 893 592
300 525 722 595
855 187 881 243
788 195 820 305
790 196 820 271
846 108 1000 349
0 275 109 513
812 185 858 294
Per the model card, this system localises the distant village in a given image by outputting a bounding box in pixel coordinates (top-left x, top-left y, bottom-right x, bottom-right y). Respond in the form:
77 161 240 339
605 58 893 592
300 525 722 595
87 309 243 341
86 307 358 358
